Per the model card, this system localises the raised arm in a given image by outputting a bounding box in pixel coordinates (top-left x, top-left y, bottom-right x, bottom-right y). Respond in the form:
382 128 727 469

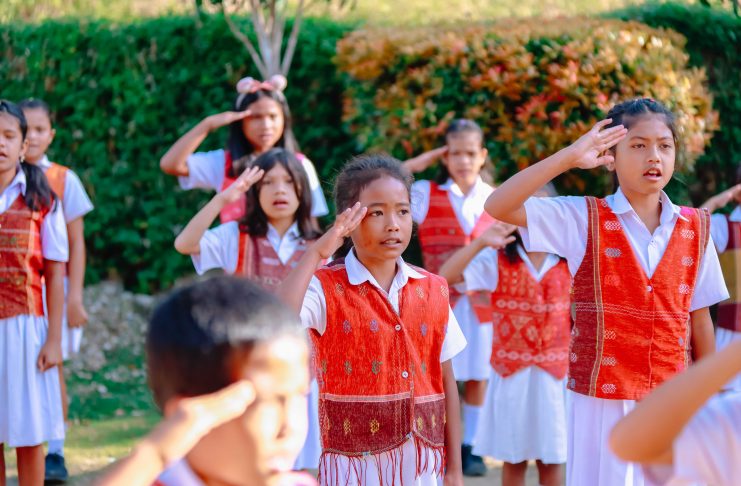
159 111 251 177
610 339 741 465
174 166 263 255
484 120 627 227
278 203 366 313
438 223 516 284
402 146 448 174
700 183 741 213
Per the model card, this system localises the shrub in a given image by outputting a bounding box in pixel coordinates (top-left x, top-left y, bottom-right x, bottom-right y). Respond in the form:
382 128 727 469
0 15 354 292
336 17 718 200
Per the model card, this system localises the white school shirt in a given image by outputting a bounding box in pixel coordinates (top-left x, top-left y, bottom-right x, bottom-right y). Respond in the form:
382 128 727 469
520 188 729 311
0 166 68 262
178 148 329 218
411 176 494 232
642 391 741 486
37 155 94 223
300 249 467 363
192 221 303 275
710 205 741 253
463 245 562 296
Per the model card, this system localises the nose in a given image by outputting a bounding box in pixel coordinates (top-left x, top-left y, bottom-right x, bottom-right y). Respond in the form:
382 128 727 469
385 212 401 232
647 144 661 163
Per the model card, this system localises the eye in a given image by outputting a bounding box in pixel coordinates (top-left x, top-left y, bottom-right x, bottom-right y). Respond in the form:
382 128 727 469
370 210 383 217
399 209 410 215
661 143 674 150
631 143 645 149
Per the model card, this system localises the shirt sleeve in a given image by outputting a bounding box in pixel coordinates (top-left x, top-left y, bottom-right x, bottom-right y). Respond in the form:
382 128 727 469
191 221 239 275
689 234 730 311
463 247 500 292
178 149 226 191
710 213 729 253
61 169 94 222
520 196 588 275
411 179 431 224
41 201 69 262
299 157 329 218
300 275 327 334
440 306 467 362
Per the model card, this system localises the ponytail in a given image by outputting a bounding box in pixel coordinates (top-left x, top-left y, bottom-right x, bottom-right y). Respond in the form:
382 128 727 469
20 161 56 212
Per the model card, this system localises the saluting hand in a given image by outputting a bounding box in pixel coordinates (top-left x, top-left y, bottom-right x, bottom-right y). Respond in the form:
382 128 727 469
217 166 265 205
311 202 367 259
569 119 628 170
205 110 252 132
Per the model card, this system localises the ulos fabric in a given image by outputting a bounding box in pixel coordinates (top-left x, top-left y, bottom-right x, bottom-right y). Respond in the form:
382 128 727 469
474 366 567 464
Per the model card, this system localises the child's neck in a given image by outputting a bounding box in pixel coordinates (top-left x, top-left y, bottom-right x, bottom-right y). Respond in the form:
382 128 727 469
526 251 547 271
25 155 43 165
355 250 398 294
622 187 663 234
453 177 477 196
268 217 294 239
0 168 17 194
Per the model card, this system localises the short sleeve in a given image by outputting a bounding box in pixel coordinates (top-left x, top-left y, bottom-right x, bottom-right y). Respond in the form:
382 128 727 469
689 234 730 311
411 180 431 224
178 149 226 191
300 276 327 334
299 157 329 218
61 170 94 222
41 202 69 262
520 196 588 275
463 247 500 292
440 306 467 362
191 221 239 275
710 213 729 253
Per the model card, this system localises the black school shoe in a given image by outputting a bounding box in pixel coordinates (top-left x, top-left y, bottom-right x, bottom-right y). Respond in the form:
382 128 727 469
44 453 69 484
461 444 487 476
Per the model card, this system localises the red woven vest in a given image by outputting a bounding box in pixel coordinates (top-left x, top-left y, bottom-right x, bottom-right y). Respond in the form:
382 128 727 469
471 253 571 379
417 183 494 306
235 233 313 293
569 197 709 400
44 162 68 200
717 217 741 331
0 195 47 319
311 261 449 479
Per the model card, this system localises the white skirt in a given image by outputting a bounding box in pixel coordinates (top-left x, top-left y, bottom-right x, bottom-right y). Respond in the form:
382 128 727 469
451 296 493 381
0 314 65 447
566 392 649 486
294 378 321 470
473 366 567 464
717 328 741 391
43 279 83 360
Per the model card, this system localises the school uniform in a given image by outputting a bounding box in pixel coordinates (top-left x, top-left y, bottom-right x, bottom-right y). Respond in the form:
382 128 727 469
412 177 494 382
154 458 318 486
642 391 741 486
300 249 466 486
521 188 728 486
465 246 570 464
177 148 329 221
38 155 94 360
710 206 741 391
0 167 68 447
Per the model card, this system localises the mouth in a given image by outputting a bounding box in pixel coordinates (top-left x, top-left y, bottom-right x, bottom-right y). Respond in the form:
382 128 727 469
643 168 662 181
380 238 403 248
272 199 289 208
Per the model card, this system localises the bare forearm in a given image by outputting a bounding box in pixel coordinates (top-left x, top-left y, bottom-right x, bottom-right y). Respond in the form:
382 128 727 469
438 239 485 284
95 441 164 486
67 219 86 302
442 361 462 474
277 247 323 313
690 308 716 361
174 195 225 254
44 262 65 343
160 119 212 176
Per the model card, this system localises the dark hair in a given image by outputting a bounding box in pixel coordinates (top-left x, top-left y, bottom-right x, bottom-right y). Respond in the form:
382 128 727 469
228 90 298 177
146 276 303 409
240 148 318 239
435 119 494 185
332 153 414 259
18 98 53 122
0 100 55 212
605 98 679 155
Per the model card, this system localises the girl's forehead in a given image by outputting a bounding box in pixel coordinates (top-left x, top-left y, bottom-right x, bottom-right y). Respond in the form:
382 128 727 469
264 163 290 177
625 115 673 138
0 112 21 131
248 97 282 113
358 176 410 201
446 131 483 150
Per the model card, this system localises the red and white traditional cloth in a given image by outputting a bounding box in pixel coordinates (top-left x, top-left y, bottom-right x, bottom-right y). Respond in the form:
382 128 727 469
521 189 728 486
412 177 495 381
300 250 466 486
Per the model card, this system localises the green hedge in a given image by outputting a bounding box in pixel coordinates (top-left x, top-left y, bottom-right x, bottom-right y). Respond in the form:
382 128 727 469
610 2 741 204
0 16 355 292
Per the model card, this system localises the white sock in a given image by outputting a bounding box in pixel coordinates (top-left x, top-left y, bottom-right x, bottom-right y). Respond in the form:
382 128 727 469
462 403 482 446
48 438 65 457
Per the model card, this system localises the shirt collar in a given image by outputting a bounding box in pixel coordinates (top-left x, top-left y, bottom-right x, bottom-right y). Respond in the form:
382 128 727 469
266 221 300 241
344 248 425 288
610 187 686 224
37 155 51 169
439 176 486 198
6 165 27 196
729 206 741 222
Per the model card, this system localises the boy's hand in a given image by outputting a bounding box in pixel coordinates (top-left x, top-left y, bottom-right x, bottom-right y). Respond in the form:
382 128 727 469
569 119 627 170
217 166 264 204
205 110 252 131
311 202 367 259
67 298 89 328
37 340 63 372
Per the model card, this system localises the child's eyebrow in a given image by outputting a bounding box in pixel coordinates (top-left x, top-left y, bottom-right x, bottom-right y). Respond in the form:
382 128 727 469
629 135 674 141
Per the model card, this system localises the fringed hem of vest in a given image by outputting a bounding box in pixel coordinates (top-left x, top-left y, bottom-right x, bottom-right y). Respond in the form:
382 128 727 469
317 434 445 486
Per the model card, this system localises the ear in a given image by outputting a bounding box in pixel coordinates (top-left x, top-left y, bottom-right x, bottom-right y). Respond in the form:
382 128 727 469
49 128 56 144
19 138 29 161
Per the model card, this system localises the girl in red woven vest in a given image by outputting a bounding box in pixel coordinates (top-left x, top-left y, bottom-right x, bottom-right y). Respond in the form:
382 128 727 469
0 100 68 485
439 185 570 486
280 154 466 486
485 98 728 486
403 119 496 476
160 75 328 223
701 168 741 392
19 98 95 482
